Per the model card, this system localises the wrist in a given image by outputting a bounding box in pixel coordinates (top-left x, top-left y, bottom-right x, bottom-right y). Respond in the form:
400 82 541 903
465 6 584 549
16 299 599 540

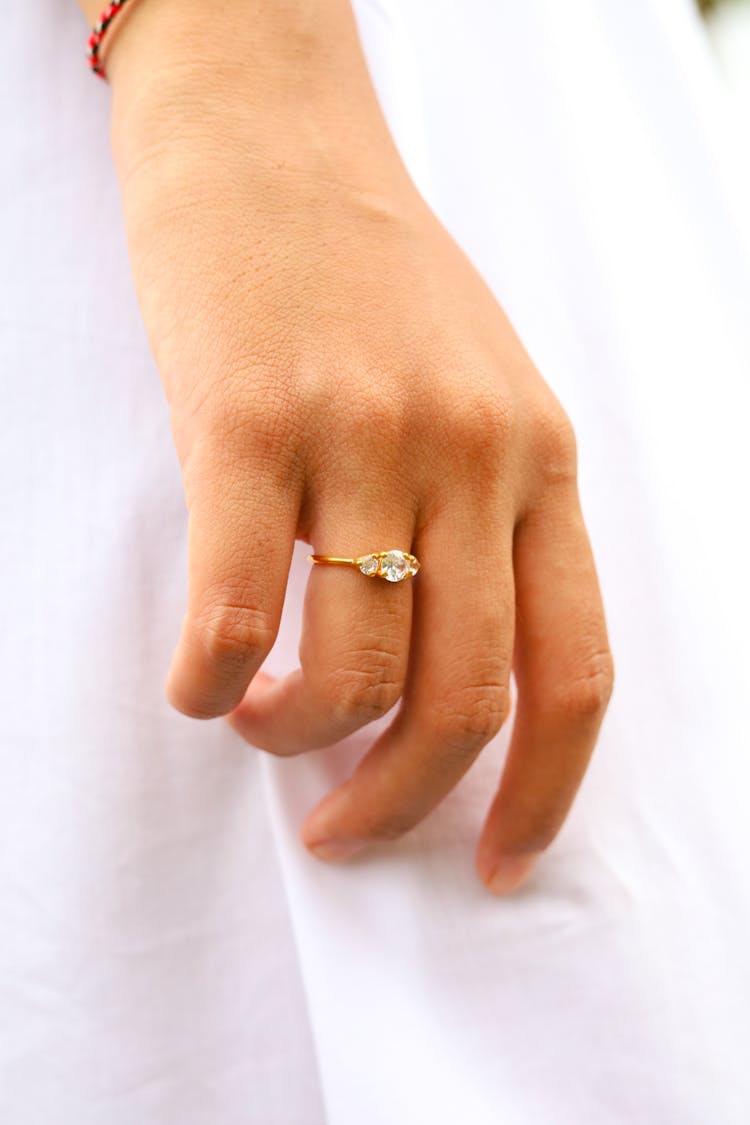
105 1 415 206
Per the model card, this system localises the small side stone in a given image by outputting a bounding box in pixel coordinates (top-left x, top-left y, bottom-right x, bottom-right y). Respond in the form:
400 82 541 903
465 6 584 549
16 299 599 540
358 554 380 576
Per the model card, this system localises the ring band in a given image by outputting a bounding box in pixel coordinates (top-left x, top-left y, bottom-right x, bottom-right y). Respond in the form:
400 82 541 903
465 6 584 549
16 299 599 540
308 549 420 583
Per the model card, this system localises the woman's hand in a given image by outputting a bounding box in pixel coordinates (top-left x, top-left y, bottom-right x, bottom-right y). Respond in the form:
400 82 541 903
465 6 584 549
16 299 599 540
103 0 613 894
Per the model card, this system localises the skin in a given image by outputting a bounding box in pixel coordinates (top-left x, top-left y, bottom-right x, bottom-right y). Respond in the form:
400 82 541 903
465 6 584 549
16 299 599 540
77 0 614 894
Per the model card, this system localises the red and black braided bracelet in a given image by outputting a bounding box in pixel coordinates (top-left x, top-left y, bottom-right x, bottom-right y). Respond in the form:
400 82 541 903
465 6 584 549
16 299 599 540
87 0 135 79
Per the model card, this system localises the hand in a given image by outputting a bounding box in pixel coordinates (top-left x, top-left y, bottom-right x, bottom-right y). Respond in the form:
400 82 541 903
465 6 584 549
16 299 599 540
107 0 613 895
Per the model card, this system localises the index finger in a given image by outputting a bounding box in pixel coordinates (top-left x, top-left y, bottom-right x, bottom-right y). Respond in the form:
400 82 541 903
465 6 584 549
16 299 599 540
165 439 299 719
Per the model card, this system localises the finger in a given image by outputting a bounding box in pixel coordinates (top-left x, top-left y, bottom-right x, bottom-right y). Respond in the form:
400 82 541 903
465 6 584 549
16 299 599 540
227 489 415 755
475 490 614 895
300 493 514 857
165 442 298 719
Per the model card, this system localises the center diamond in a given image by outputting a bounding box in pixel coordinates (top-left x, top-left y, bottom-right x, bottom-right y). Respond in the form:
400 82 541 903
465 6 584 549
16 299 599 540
380 550 410 582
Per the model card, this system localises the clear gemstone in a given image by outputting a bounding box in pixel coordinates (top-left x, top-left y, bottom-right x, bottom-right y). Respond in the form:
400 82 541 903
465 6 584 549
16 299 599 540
408 557 420 575
358 554 380 576
380 550 410 582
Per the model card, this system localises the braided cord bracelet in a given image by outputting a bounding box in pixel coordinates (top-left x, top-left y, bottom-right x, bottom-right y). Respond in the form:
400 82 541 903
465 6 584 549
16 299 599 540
87 0 136 79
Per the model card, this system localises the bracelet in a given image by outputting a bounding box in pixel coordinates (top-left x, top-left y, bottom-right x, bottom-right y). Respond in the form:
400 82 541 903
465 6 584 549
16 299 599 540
87 0 136 80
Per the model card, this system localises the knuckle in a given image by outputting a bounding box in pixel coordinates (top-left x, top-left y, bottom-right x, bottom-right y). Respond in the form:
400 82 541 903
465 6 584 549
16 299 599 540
446 387 515 464
339 378 408 441
213 395 293 463
194 591 276 665
430 681 511 756
179 379 303 481
553 649 615 722
323 659 404 725
532 400 578 483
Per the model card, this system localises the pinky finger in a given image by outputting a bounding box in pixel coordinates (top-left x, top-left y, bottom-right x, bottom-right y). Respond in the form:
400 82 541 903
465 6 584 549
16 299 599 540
476 492 614 895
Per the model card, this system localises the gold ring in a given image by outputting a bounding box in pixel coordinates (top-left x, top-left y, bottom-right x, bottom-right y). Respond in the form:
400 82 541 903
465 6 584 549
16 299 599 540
308 549 420 583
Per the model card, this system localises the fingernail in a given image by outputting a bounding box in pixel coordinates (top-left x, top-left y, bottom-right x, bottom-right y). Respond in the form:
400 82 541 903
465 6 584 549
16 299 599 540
308 838 366 862
485 853 538 896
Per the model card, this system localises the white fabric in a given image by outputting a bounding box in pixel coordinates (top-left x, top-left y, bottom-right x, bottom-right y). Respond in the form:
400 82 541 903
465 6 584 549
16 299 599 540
2 1 750 1121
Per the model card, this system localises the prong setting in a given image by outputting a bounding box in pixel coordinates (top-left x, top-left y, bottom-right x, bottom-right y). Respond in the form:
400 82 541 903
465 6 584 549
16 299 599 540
355 550 420 582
